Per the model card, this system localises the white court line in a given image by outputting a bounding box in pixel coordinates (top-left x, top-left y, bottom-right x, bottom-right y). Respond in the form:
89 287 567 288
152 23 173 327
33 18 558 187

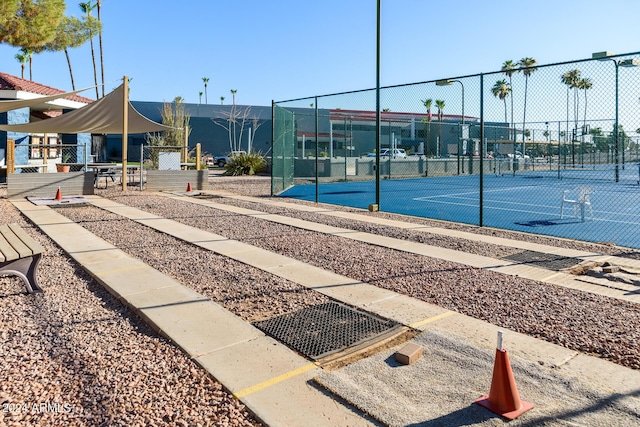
412 195 640 225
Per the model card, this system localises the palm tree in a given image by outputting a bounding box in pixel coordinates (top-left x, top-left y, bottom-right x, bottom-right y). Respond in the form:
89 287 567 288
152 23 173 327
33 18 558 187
198 91 203 104
79 1 99 99
20 48 34 80
502 60 518 140
435 99 445 157
492 79 511 129
561 69 581 132
220 96 225 105
15 50 29 79
519 57 537 155
97 0 104 97
578 77 593 130
562 69 581 165
421 98 433 156
202 77 209 104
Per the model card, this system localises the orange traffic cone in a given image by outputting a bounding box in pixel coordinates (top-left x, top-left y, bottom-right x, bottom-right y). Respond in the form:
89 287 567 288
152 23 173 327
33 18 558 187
186 182 192 192
475 332 533 420
55 187 62 201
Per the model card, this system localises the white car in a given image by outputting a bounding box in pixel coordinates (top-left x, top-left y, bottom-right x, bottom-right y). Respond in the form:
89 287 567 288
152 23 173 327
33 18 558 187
379 148 407 158
507 151 530 159
214 151 246 167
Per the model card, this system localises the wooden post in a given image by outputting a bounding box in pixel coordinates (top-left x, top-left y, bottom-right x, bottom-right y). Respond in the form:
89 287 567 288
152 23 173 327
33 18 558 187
42 134 49 173
183 125 189 166
196 143 201 170
7 139 14 174
122 76 129 191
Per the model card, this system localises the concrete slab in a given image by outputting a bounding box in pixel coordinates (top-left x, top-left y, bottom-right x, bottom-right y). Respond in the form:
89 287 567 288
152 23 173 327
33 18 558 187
195 335 316 395
138 298 263 358
563 353 640 395
425 310 580 369
241 368 376 427
361 293 453 327
124 284 208 310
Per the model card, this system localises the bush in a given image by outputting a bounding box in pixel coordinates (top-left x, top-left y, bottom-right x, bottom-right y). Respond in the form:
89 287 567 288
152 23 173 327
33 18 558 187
224 152 267 176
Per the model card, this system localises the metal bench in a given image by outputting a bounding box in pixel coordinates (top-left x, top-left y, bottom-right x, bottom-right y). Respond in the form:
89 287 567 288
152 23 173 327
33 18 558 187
0 223 45 293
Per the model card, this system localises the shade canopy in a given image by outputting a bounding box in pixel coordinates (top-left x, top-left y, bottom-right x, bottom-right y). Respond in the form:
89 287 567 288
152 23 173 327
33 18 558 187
0 84 175 134
0 86 91 114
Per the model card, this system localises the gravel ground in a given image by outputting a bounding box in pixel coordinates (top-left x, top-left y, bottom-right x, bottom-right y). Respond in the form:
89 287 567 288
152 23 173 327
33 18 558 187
2 174 640 425
85 185 640 371
0 184 262 426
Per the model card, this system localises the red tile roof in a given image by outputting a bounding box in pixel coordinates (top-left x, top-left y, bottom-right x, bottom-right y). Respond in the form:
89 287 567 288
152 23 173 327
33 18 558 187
0 72 94 104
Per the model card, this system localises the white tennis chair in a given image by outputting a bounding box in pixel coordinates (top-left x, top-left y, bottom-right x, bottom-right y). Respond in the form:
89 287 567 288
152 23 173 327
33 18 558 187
561 186 593 222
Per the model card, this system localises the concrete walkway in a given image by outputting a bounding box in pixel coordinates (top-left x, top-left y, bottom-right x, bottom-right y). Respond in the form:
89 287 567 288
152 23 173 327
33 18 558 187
10 196 640 426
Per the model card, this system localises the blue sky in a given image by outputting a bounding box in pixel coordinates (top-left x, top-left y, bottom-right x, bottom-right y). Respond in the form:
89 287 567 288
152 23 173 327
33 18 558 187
1 0 640 107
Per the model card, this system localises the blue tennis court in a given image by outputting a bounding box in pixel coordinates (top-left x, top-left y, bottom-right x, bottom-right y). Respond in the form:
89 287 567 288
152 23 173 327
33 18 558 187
280 168 640 249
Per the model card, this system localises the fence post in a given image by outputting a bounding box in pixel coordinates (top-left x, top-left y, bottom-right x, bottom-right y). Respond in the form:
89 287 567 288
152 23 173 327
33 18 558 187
479 73 484 227
196 143 201 170
315 96 319 203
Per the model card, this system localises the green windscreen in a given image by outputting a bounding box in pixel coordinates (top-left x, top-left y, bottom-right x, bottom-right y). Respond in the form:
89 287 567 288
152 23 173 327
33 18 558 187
272 104 296 194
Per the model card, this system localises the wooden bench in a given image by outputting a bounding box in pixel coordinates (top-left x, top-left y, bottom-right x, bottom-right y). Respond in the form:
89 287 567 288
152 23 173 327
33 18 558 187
0 223 45 293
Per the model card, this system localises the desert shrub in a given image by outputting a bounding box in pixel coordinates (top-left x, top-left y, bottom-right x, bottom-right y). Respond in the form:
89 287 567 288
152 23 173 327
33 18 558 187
224 151 267 176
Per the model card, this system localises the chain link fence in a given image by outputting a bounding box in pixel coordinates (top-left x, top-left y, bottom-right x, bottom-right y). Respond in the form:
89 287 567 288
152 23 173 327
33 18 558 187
274 52 640 248
6 139 86 174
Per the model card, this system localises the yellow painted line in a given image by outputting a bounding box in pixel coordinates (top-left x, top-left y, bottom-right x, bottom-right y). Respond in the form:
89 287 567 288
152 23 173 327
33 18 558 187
409 311 456 329
93 264 148 275
232 363 317 399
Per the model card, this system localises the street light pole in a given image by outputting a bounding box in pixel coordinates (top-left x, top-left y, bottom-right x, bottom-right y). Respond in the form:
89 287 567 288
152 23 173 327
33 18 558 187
593 52 639 182
436 79 464 174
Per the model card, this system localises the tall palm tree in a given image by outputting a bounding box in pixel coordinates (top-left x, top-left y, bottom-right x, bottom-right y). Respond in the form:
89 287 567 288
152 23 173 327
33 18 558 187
79 1 99 99
97 0 104 97
562 69 581 164
15 50 29 79
519 57 537 154
220 96 225 105
202 77 209 103
435 99 445 157
492 79 511 129
21 48 34 80
502 60 518 140
578 77 593 130
421 98 432 156
561 69 581 132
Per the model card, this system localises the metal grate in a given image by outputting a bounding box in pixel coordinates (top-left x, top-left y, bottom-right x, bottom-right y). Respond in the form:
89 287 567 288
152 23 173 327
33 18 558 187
501 250 580 271
253 302 400 360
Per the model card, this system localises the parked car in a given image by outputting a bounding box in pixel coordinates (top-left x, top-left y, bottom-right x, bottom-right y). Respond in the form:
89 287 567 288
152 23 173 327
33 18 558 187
214 151 246 167
380 148 407 158
507 151 530 159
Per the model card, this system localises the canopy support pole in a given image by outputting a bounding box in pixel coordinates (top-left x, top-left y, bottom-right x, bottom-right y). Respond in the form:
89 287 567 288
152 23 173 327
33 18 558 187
121 75 128 191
